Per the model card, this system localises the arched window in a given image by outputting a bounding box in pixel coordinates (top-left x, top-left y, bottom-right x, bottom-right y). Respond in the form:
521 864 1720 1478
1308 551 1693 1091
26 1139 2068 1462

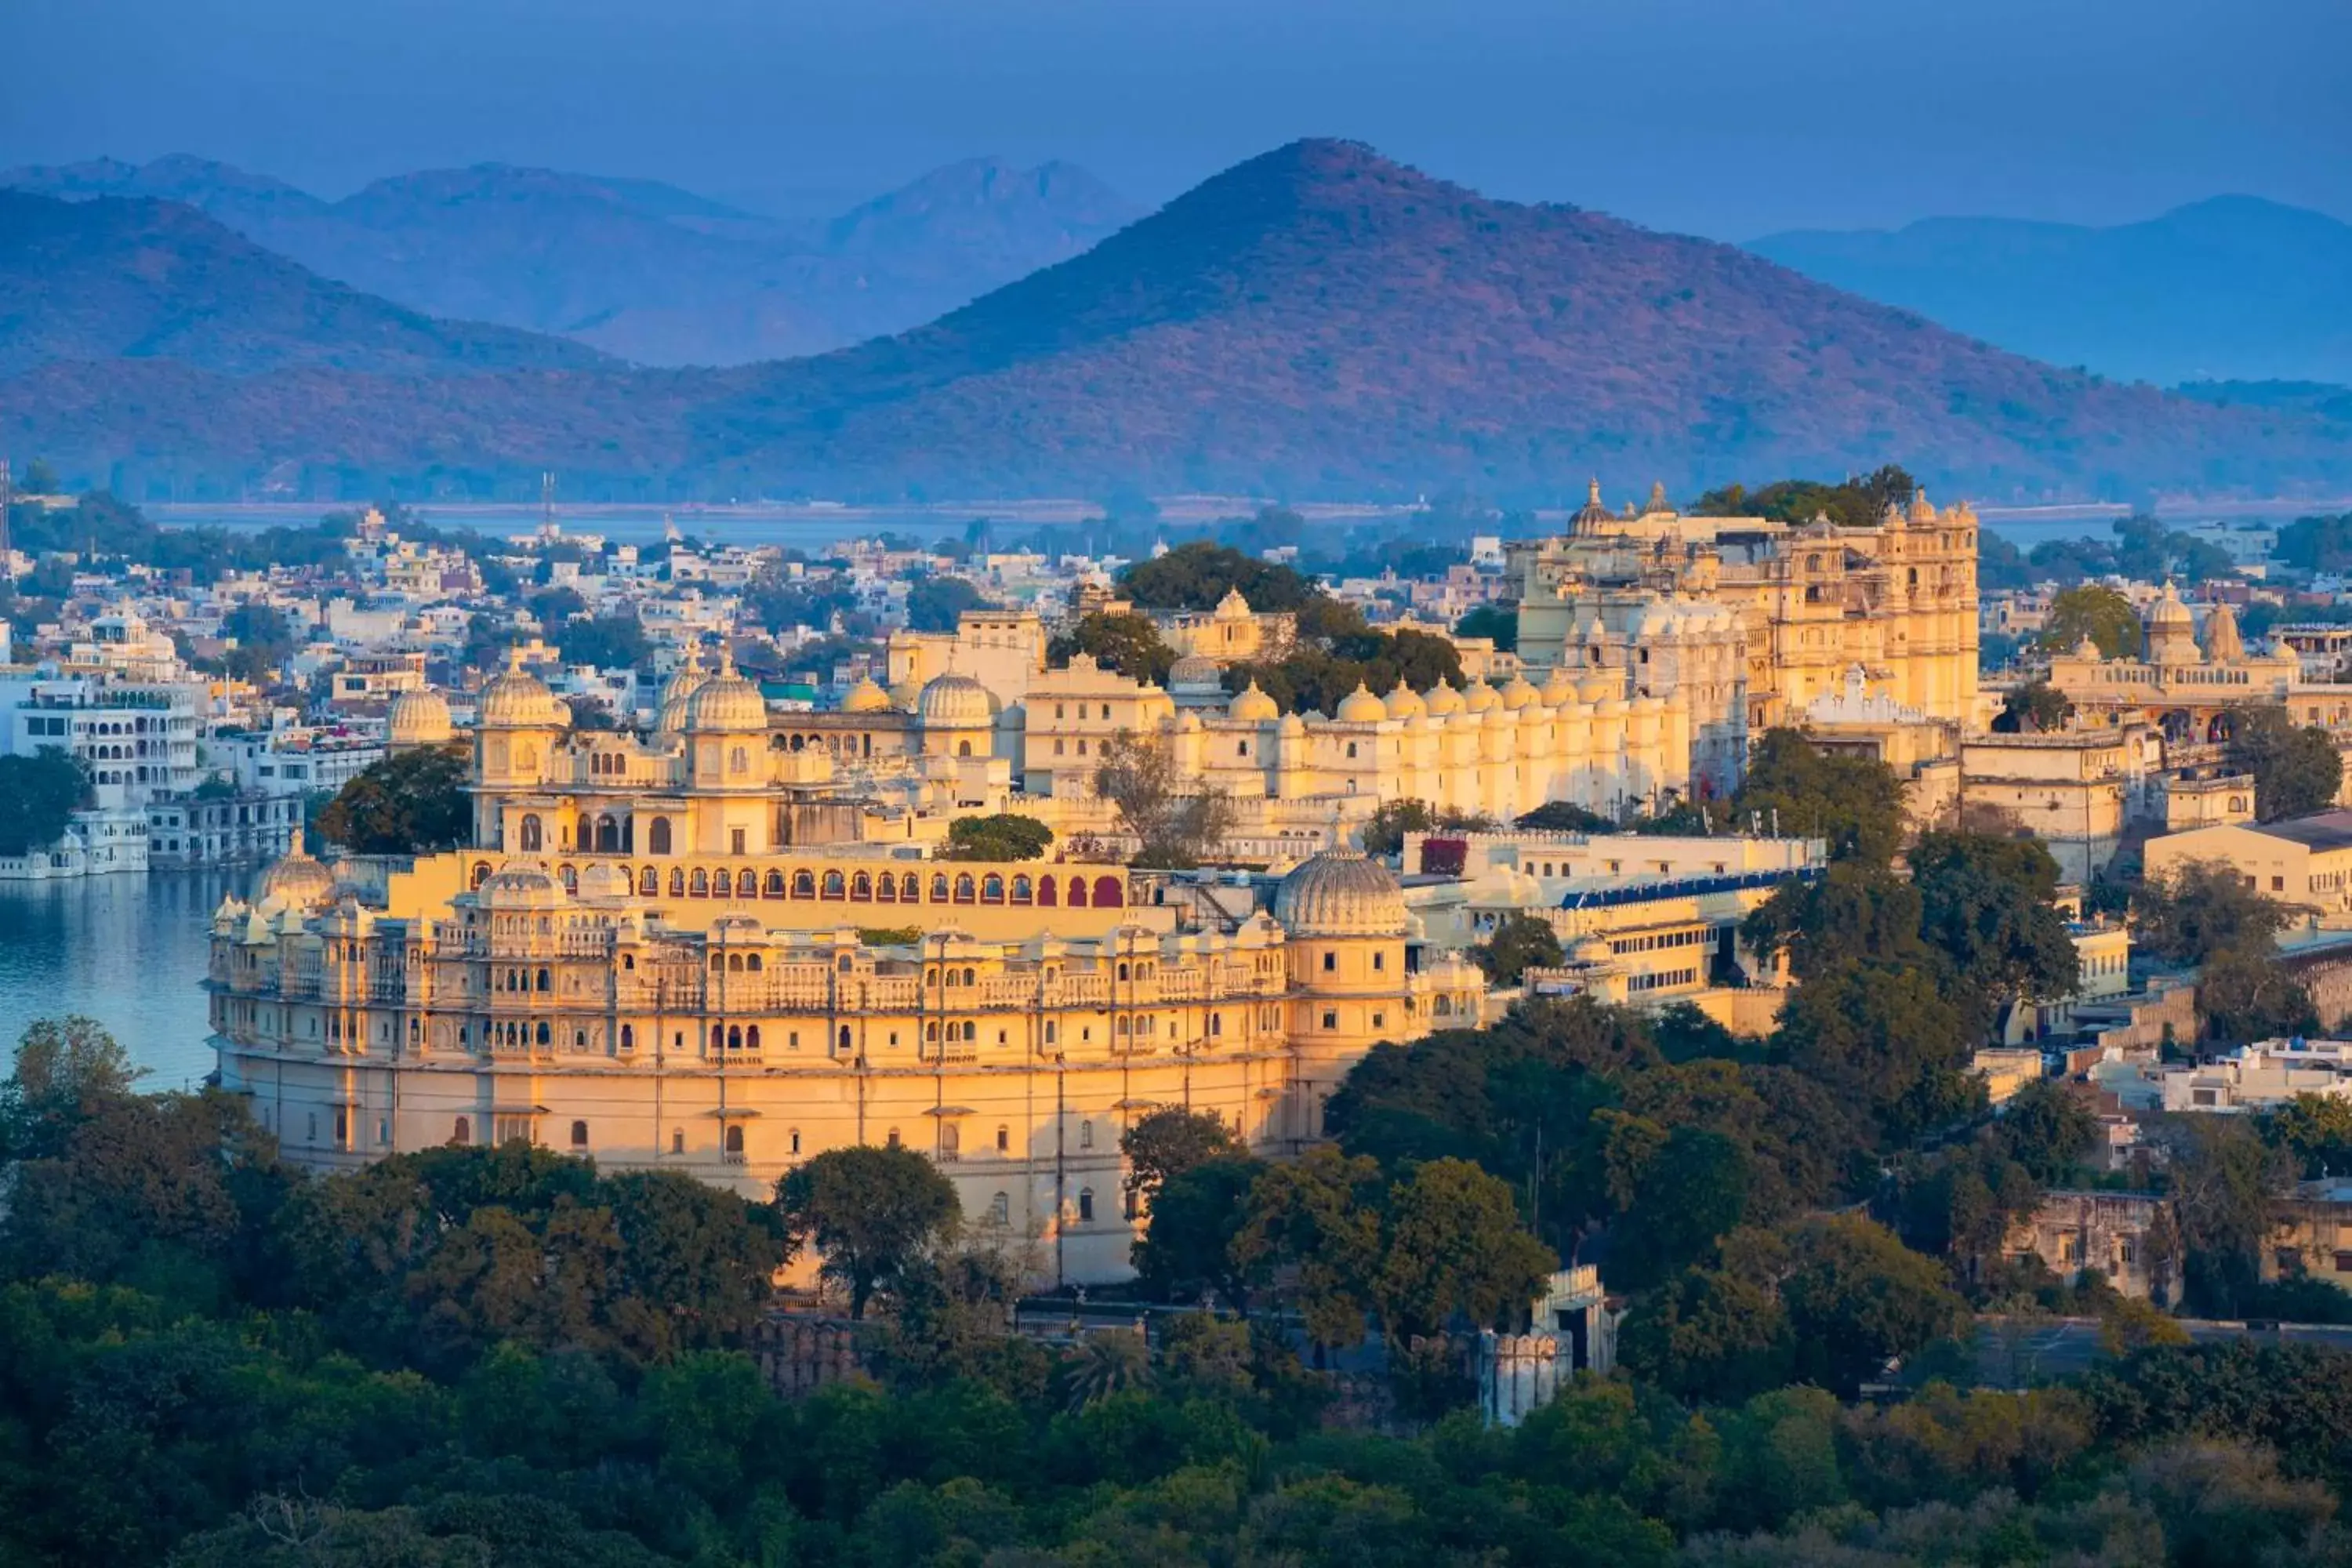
1011 875 1032 903
941 1122 960 1156
640 868 659 895
728 953 744 972
789 1129 802 1155
957 739 973 757
452 1116 471 1145
982 873 1005 903
596 815 619 851
690 868 710 897
996 1124 1010 1152
472 862 492 888
748 953 763 971
571 1120 589 1149
535 1022 551 1045
1068 878 1088 908
728 1025 742 1050
838 1025 852 1051
648 818 673 855
725 1125 744 1154
747 1025 761 1049
955 873 977 903
902 873 920 902
1094 876 1121 907
672 1128 685 1154
926 1021 941 1042
558 863 577 892
963 967 977 986
730 746 749 774
1079 1120 1094 1149
620 1024 635 1050
669 868 685 897
851 873 873 900
793 870 816 898
887 1127 902 1149
931 873 951 902
822 871 846 899
1077 1189 1094 1222
729 868 750 898
1038 876 1058 906
520 814 543 851
536 966 552 991
877 873 897 902
990 1192 1010 1225
1210 1012 1223 1036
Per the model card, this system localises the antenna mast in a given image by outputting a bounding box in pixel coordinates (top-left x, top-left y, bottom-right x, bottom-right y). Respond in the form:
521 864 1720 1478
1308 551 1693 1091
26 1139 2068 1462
539 470 557 541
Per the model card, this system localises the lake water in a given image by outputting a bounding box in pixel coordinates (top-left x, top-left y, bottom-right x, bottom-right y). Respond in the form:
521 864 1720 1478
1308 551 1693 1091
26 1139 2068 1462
0 871 237 1091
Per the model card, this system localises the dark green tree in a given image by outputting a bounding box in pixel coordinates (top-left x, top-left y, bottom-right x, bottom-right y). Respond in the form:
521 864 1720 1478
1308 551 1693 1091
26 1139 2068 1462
1994 681 2075 733
0 749 89 855
906 576 991 633
777 1145 961 1318
2224 706 2345 822
2041 585 2143 659
1120 1106 1241 1207
1120 543 1321 613
942 814 1055 862
1047 611 1177 684
316 748 471 855
1454 605 1518 651
1733 728 1907 863
1475 913 1566 985
2132 859 2293 967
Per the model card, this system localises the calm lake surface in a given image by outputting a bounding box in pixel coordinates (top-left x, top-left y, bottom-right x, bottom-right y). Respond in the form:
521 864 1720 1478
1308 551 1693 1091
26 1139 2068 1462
0 871 235 1091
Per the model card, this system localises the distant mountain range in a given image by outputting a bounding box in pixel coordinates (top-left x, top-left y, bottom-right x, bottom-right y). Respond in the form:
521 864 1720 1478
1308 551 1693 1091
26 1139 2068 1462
1 140 2347 502
0 153 1140 365
1750 196 2352 387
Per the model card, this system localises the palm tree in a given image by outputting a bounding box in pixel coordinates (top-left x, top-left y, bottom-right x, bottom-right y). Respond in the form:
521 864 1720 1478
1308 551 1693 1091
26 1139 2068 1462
1059 1327 1153 1412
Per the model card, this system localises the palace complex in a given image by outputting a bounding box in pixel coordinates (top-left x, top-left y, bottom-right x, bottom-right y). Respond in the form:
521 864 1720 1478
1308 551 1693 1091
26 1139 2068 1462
208 660 1490 1283
1508 482 1983 792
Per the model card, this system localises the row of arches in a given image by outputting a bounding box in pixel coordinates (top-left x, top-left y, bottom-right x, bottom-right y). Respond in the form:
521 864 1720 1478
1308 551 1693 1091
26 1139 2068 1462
472 858 1123 910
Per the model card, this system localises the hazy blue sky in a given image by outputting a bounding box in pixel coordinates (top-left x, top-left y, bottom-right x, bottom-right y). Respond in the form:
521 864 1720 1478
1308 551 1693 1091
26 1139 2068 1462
5 0 2347 238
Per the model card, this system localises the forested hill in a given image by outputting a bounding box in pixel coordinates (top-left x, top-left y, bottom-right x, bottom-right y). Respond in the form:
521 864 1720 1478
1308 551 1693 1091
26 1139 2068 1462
0 190 610 379
4 142 2350 500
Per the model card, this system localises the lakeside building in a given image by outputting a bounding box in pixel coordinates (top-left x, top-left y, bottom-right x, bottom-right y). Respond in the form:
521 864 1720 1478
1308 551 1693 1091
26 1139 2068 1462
206 662 1487 1283
1504 483 1983 793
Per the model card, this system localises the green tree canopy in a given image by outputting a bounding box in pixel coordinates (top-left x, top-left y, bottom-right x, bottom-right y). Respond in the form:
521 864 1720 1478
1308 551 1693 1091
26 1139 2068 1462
2224 706 2345 822
1046 611 1176 684
555 612 651 671
906 575 992 633
1732 728 1907 862
1120 542 1322 613
1454 605 1518 651
1475 913 1565 986
2132 859 2293 967
316 747 471 855
2041 585 2142 659
942 814 1055 862
0 749 89 855
1120 1106 1241 1206
776 1145 960 1319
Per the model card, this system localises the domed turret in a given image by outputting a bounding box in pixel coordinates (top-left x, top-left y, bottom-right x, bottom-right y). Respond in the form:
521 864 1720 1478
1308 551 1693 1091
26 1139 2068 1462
474 861 566 908
479 659 571 730
1499 673 1541 711
1336 683 1388 724
1537 666 1578 706
1384 681 1428 720
840 677 894 713
387 687 452 750
918 671 994 730
655 649 707 733
1169 652 1222 691
1229 681 1279 723
255 823 335 909
1424 679 1465 717
2146 583 2199 663
1214 586 1253 622
1462 679 1501 715
1273 848 1409 938
684 655 768 733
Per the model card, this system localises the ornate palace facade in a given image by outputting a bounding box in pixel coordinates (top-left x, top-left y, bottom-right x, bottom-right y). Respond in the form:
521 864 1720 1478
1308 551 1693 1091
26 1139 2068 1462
208 662 1484 1284
1508 483 1982 792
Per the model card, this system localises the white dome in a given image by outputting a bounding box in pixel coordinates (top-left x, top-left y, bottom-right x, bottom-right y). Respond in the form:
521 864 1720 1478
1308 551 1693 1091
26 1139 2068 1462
475 862 566 907
387 687 452 747
684 660 769 732
1384 681 1428 720
1230 681 1279 723
478 665 570 730
1462 680 1501 714
254 824 335 909
1424 679 1465 717
840 677 895 713
1273 849 1409 938
1169 652 1222 689
1499 673 1541 711
918 672 994 729
1336 683 1388 724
